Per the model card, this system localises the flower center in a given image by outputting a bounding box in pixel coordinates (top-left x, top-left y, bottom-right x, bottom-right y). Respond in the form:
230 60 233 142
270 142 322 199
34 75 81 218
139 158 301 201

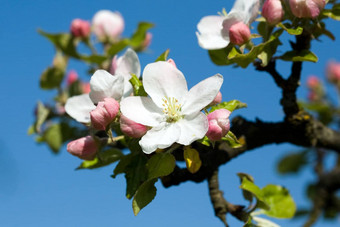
162 97 182 123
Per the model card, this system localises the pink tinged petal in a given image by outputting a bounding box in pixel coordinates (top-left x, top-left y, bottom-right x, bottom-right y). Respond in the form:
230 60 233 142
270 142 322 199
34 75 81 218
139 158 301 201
120 96 164 127
90 98 119 130
89 70 124 104
109 55 118 75
143 61 188 107
67 136 98 160
65 94 96 123
139 123 181 154
167 59 177 68
181 74 224 115
120 115 148 138
196 15 230 50
176 112 209 145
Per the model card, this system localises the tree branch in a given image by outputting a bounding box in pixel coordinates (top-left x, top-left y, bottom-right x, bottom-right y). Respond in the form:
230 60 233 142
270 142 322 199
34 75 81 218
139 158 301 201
207 169 248 226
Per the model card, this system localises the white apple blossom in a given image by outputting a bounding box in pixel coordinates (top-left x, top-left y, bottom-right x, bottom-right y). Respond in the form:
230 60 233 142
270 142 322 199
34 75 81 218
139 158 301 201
65 48 140 123
120 61 223 154
196 0 261 50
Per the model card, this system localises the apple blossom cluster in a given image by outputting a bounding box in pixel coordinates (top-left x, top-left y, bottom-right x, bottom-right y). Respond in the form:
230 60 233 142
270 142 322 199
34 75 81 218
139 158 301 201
65 48 232 158
196 0 327 50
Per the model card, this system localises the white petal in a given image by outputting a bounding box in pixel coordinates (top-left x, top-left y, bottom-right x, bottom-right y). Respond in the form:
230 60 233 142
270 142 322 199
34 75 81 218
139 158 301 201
115 48 141 98
65 94 95 123
139 122 180 154
143 61 188 107
230 0 260 24
89 70 124 104
177 112 208 145
181 74 223 115
196 15 230 50
120 96 164 127
116 48 141 77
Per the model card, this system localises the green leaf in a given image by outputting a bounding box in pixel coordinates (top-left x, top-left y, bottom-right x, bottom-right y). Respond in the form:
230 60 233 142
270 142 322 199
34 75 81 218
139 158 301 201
132 178 157 215
112 154 134 178
208 45 234 65
210 100 247 112
77 148 123 169
323 4 340 20
198 136 211 146
129 74 147 96
129 22 154 48
38 30 79 58
106 39 130 56
277 151 308 174
40 66 65 89
183 147 202 174
279 50 318 62
257 30 283 67
261 185 296 218
42 122 78 153
237 173 255 202
34 101 50 133
147 152 176 180
240 177 270 210
222 131 242 148
43 124 63 153
81 55 108 65
277 23 303 35
155 49 170 62
125 153 148 199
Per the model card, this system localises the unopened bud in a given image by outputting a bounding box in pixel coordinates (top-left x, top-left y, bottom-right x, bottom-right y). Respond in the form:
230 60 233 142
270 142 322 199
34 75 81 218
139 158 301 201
92 10 124 41
307 75 320 89
262 0 284 25
90 98 119 130
228 22 251 45
206 109 231 141
82 82 91 94
210 91 222 106
289 0 326 18
70 19 91 38
326 61 340 84
67 136 98 160
142 32 152 50
120 115 148 138
66 70 78 86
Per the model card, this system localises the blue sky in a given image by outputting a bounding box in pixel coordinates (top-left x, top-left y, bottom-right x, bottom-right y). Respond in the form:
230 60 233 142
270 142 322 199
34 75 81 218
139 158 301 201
1 0 339 226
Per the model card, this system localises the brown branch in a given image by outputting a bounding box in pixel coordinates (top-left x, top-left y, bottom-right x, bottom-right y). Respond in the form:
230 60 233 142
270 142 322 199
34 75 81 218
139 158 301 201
207 169 248 226
162 113 340 188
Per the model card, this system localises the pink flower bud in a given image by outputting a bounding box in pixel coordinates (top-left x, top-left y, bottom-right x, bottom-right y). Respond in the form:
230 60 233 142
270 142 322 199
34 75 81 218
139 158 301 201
92 10 124 41
229 22 251 45
66 70 78 86
262 0 284 25
167 59 177 68
70 19 91 38
90 98 119 130
142 32 152 50
120 115 148 138
82 82 91 94
326 61 340 83
210 91 222 106
206 109 231 141
307 75 320 89
289 0 326 18
67 136 98 160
